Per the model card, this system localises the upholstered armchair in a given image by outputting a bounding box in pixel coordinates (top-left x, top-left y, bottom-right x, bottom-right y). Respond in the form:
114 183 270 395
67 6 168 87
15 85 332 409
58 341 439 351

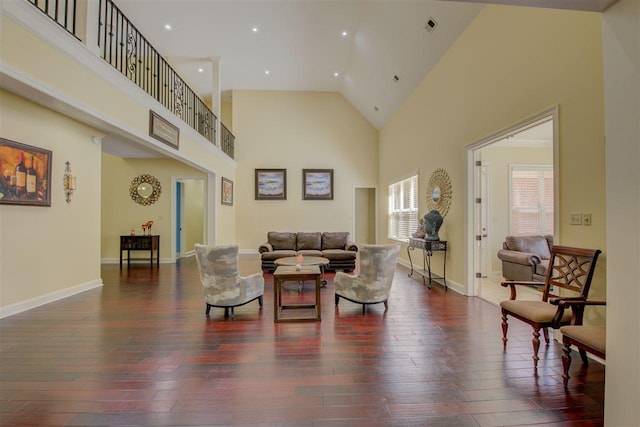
500 245 601 368
334 243 401 314
194 244 264 318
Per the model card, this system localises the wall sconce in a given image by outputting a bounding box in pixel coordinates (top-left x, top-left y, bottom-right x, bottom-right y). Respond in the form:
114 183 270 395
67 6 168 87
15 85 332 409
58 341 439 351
63 161 76 203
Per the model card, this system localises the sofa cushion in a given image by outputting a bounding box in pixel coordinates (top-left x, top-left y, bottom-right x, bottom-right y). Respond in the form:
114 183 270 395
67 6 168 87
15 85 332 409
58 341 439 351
322 232 349 250
297 249 323 257
260 250 297 261
322 249 357 261
297 232 321 250
268 232 297 251
505 235 551 260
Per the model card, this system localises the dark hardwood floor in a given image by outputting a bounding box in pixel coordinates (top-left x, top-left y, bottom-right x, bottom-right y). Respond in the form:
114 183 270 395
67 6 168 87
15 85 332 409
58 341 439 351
0 257 605 426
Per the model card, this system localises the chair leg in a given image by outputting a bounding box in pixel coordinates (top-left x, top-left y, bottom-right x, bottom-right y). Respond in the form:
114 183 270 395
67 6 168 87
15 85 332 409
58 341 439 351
230 307 234 318
362 304 366 315
562 342 572 386
205 304 211 315
224 308 229 318
501 313 509 350
578 349 589 365
383 300 388 311
532 328 541 367
542 327 550 344
258 295 263 307
335 295 340 306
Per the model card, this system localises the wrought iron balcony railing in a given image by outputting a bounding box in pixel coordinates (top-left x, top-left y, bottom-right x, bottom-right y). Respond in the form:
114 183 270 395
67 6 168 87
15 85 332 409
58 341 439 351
25 0 235 160
27 0 78 39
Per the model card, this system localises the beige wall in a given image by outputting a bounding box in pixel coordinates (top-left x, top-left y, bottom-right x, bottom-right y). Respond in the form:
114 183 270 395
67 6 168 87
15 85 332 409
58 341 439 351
602 0 640 423
183 178 205 252
0 90 102 308
221 100 233 132
232 90 378 251
101 154 206 261
482 144 553 274
380 6 606 295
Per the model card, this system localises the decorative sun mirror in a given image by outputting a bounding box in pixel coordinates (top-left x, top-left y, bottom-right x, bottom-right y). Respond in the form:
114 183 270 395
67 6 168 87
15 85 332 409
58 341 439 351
129 174 161 206
426 168 452 217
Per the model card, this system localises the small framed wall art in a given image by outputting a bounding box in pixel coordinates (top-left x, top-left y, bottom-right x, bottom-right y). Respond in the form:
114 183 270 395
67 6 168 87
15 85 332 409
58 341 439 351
0 138 52 207
302 169 334 200
221 177 233 205
255 169 287 200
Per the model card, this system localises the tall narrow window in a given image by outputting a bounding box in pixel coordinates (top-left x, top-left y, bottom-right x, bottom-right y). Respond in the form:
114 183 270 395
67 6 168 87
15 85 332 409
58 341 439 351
510 165 553 235
388 174 419 241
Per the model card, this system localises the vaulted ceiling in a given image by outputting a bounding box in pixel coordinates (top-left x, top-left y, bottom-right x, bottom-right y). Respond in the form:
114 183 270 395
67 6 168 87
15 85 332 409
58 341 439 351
114 0 617 131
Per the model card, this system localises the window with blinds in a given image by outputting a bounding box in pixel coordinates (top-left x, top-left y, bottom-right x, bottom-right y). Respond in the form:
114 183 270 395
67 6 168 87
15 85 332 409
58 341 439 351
510 165 554 235
388 174 419 242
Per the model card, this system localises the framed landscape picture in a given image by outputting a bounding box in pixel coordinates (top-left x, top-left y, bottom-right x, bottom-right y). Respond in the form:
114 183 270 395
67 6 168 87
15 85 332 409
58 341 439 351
303 169 333 200
0 138 52 207
221 177 233 206
255 169 286 200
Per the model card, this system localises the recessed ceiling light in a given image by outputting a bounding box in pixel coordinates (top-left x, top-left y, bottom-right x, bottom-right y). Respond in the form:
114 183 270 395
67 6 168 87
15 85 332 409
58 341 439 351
252 27 259 33
164 24 172 31
265 70 270 75
341 30 348 37
333 72 339 77
197 68 204 73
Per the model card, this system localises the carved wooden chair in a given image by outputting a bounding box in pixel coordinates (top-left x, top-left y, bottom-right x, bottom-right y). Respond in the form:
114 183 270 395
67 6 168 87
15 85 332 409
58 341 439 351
551 299 606 386
500 245 601 367
334 244 400 314
194 244 264 318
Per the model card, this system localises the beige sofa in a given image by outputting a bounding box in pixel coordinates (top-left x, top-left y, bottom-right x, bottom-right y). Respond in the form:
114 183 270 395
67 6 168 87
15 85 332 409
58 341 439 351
259 231 358 272
497 235 553 281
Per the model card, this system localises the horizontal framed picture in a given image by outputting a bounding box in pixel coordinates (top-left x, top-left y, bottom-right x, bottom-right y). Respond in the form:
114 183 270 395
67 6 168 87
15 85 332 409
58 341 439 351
255 169 286 200
149 110 179 149
303 169 333 200
0 138 52 207
221 176 233 206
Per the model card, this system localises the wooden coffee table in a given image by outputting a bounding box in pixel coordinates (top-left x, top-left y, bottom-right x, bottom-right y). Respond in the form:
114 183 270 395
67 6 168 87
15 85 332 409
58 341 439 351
273 265 321 322
274 256 330 287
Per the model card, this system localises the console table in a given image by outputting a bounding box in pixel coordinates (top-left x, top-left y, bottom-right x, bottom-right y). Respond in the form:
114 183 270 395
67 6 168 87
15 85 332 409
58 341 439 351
407 238 447 290
120 235 160 268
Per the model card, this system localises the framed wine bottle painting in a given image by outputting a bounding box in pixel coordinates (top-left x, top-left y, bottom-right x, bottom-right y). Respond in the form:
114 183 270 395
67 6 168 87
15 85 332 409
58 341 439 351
0 138 52 206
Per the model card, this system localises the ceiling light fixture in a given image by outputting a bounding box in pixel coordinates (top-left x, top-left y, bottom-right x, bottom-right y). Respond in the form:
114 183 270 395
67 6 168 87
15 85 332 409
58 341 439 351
252 27 259 33
265 70 270 75
198 68 204 73
341 31 348 37
164 24 172 31
334 72 339 77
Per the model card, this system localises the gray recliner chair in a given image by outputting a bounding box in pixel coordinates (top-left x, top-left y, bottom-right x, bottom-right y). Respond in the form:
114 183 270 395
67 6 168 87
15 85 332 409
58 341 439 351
497 235 553 281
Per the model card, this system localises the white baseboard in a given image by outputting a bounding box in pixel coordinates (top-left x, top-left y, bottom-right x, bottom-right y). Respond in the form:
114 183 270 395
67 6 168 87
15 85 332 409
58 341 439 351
240 249 260 256
100 258 173 264
0 279 103 319
396 259 466 295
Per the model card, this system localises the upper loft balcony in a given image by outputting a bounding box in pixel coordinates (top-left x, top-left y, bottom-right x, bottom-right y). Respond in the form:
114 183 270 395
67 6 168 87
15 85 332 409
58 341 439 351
10 0 235 160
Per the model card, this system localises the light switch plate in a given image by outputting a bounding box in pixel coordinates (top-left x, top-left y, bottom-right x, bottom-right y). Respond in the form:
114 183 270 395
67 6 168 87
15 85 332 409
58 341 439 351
570 213 582 225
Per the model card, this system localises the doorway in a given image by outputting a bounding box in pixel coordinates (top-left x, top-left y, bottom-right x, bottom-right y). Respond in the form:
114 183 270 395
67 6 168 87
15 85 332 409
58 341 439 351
353 187 377 245
466 107 558 304
173 177 206 260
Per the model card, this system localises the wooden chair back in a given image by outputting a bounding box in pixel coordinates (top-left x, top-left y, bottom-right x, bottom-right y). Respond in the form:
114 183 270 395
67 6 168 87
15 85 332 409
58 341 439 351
541 245 601 302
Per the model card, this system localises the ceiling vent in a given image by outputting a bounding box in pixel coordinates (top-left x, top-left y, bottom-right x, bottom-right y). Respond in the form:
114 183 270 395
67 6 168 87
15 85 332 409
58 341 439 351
425 17 438 32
